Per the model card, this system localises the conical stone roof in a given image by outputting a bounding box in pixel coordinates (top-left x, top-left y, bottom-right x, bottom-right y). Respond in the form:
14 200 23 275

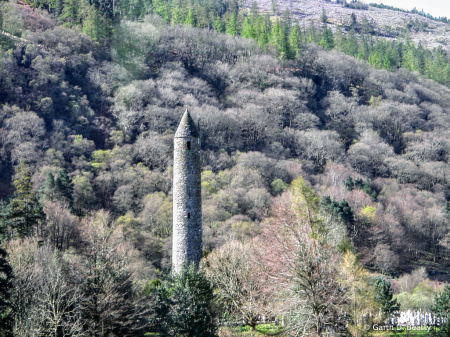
174 110 199 138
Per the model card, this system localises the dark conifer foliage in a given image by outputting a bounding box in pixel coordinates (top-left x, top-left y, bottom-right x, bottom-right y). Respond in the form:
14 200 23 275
149 264 217 337
432 285 450 336
55 169 74 207
7 164 44 238
40 172 56 202
0 248 13 337
372 277 400 321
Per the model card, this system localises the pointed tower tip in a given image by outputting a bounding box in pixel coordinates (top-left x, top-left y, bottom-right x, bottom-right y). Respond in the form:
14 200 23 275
175 110 199 138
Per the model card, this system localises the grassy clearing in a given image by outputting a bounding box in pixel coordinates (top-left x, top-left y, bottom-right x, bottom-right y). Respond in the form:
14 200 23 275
151 325 436 336
385 327 435 336
218 323 285 336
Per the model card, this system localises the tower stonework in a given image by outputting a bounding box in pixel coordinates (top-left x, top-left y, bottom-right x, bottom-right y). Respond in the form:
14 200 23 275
172 110 202 273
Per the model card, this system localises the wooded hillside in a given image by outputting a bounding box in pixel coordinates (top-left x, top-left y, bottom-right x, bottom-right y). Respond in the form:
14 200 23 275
2 0 450 335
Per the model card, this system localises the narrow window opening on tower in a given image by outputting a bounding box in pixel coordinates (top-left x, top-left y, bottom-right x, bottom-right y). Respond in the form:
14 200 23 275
188 212 190 219
187 141 191 149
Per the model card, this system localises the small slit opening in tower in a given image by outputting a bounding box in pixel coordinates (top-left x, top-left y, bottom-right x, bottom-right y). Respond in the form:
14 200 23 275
187 141 191 149
188 212 190 219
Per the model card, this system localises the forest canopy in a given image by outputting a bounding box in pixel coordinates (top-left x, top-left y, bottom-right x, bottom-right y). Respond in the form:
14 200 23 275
1 0 450 335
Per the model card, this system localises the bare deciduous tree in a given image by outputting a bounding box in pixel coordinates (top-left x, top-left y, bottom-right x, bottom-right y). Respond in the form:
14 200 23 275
204 239 270 329
42 201 80 250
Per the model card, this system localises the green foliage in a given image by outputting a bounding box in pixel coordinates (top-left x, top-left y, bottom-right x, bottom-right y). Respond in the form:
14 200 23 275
39 172 57 201
7 164 44 238
0 201 10 243
270 21 288 58
288 23 302 58
184 9 196 27
443 201 450 218
344 29 359 56
40 169 74 208
0 248 13 337
72 173 96 215
82 5 112 41
241 17 256 39
344 1 368 10
60 0 79 26
150 264 217 337
9 0 450 80
372 277 400 322
320 196 354 227
212 16 225 32
369 3 449 23
432 284 450 336
352 178 377 201
396 281 435 311
361 205 376 219
270 178 288 196
319 26 334 50
344 175 354 191
55 169 74 207
320 8 328 23
225 12 238 36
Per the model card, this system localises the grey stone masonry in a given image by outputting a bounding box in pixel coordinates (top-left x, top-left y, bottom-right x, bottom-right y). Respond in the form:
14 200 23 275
172 110 202 273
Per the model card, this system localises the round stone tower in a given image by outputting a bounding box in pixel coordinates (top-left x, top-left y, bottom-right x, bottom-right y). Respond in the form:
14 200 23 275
172 110 202 273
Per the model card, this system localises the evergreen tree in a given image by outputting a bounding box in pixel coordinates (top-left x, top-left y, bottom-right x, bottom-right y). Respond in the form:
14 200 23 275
184 9 196 26
288 22 302 58
368 50 383 69
306 21 318 43
338 200 354 225
361 16 373 34
255 15 270 47
362 178 377 202
0 201 10 243
320 197 354 228
170 0 185 24
372 277 400 322
334 27 345 51
0 248 13 337
354 178 364 190
443 201 450 218
319 26 334 50
320 8 328 23
344 176 354 191
241 16 256 39
344 29 359 56
150 264 217 337
225 12 238 36
319 195 333 213
250 1 259 17
91 10 112 41
55 169 74 207
153 0 170 21
213 15 225 32
357 34 372 60
270 21 288 58
270 0 278 14
55 0 64 21
60 0 80 26
7 163 44 238
350 12 357 29
415 43 427 73
432 284 450 336
82 4 98 38
40 172 56 202
281 8 292 34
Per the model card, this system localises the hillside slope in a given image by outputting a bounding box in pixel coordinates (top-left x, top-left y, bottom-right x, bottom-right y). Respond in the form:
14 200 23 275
249 0 450 52
1 0 450 278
